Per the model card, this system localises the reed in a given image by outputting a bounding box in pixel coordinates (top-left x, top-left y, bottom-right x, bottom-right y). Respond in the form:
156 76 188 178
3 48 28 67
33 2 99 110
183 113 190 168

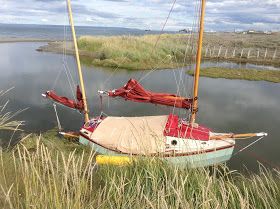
0 133 279 209
0 88 24 132
75 33 280 71
0 89 25 149
77 34 192 70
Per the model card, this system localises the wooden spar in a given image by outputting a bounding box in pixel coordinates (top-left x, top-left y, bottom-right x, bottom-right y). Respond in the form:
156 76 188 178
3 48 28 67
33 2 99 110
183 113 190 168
66 0 89 123
60 131 79 139
210 132 268 140
190 0 206 124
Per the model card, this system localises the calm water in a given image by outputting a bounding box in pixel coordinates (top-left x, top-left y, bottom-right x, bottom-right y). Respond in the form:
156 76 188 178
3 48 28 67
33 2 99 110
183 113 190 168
0 42 279 172
0 24 169 40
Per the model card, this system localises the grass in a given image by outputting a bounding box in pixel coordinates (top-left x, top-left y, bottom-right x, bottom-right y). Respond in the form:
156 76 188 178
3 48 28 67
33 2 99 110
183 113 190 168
39 33 280 71
74 33 280 71
187 67 280 83
0 88 24 132
77 34 192 70
0 88 25 148
0 132 280 208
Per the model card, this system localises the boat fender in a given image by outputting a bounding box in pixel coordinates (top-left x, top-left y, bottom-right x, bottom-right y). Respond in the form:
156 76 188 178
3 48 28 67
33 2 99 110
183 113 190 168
96 155 132 166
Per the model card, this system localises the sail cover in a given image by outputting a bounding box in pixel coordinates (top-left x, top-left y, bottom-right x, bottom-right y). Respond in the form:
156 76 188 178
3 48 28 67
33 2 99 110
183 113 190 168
107 79 193 109
44 86 84 111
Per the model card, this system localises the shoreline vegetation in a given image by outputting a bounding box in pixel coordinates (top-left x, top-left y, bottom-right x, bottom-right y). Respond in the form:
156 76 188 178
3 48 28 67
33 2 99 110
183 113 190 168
0 131 280 208
2 33 280 82
0 37 56 43
36 32 280 70
187 67 280 83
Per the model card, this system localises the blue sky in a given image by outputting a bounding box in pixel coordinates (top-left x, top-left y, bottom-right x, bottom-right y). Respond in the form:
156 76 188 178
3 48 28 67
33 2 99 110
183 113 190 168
1 0 280 31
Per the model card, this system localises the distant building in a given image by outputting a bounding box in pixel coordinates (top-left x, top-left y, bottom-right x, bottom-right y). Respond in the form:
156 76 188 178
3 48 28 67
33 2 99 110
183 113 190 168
264 31 272 35
241 30 273 35
178 28 192 33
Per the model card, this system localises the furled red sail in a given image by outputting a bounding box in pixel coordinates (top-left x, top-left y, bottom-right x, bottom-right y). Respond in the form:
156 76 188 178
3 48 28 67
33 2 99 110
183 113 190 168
106 79 193 109
43 86 84 111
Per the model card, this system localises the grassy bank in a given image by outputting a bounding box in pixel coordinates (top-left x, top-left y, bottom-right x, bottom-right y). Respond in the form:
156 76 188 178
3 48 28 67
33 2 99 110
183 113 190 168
1 132 280 208
37 32 280 71
77 34 191 70
187 67 280 83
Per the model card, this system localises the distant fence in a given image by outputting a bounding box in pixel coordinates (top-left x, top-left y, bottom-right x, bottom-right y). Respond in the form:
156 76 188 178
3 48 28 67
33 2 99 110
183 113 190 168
202 45 278 61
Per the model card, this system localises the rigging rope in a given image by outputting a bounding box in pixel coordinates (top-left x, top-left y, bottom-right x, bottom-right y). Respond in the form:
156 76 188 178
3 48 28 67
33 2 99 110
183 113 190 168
233 136 265 156
136 0 177 83
53 103 62 131
48 2 83 132
231 136 280 170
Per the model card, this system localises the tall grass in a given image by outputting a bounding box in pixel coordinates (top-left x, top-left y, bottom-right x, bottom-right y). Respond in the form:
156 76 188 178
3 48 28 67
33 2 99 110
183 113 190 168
78 34 192 70
0 134 279 209
0 88 25 148
76 33 280 71
0 88 24 132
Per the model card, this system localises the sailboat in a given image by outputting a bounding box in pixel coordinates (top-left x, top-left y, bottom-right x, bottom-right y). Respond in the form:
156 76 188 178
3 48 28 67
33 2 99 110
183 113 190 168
43 0 267 167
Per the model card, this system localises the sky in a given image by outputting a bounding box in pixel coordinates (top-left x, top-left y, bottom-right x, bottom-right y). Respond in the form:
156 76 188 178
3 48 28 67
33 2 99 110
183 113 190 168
0 0 280 31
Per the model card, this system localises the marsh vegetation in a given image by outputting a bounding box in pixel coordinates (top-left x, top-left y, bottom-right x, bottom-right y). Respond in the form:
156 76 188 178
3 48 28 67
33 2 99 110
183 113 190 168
0 133 280 209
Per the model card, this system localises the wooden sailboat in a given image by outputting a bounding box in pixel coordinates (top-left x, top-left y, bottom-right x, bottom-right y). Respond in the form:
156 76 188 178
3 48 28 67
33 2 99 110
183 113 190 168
43 0 267 167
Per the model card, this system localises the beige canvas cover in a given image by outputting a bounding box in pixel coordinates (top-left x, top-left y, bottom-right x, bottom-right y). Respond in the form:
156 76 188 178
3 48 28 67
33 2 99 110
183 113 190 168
89 115 168 155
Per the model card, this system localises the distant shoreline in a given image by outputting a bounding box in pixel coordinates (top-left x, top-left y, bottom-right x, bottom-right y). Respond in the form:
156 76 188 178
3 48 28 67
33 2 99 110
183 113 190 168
2 34 280 74
0 37 59 43
37 33 280 71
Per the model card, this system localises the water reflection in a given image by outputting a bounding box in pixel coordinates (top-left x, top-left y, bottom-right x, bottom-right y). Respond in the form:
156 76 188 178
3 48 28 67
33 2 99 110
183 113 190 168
0 42 279 172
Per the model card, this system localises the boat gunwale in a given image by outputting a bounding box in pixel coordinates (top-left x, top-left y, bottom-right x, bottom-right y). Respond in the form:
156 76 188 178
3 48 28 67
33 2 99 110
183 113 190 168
79 131 235 158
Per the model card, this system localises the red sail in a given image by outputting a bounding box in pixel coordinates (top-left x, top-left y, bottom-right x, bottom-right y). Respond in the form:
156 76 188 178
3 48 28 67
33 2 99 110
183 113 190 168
44 86 84 111
108 79 193 109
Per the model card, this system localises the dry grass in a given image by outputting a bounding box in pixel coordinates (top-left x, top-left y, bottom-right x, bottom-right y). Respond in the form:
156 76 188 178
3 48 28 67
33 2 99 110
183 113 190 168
76 33 280 71
0 89 25 148
77 34 192 70
39 32 280 70
0 132 279 209
0 89 24 132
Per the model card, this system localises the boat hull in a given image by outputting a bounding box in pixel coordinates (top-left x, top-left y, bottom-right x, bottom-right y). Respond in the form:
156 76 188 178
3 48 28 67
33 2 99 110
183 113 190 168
79 135 234 168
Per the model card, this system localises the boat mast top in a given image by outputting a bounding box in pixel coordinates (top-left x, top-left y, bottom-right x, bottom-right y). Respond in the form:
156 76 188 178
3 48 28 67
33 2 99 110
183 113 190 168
190 0 206 124
66 0 89 123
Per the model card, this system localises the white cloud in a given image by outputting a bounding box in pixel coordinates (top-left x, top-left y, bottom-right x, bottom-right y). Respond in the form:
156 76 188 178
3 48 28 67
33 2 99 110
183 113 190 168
0 0 279 31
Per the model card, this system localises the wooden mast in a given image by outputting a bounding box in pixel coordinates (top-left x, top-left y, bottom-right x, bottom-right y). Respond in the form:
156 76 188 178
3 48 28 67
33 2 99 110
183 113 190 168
190 0 206 124
66 0 89 123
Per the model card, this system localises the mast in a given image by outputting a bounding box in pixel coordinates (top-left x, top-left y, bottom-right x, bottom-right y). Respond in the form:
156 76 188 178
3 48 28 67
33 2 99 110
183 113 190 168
66 0 89 123
190 0 206 124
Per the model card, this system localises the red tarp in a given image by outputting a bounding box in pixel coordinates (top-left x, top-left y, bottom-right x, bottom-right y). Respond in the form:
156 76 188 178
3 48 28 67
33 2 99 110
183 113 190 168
45 86 84 111
164 114 210 140
108 79 193 109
